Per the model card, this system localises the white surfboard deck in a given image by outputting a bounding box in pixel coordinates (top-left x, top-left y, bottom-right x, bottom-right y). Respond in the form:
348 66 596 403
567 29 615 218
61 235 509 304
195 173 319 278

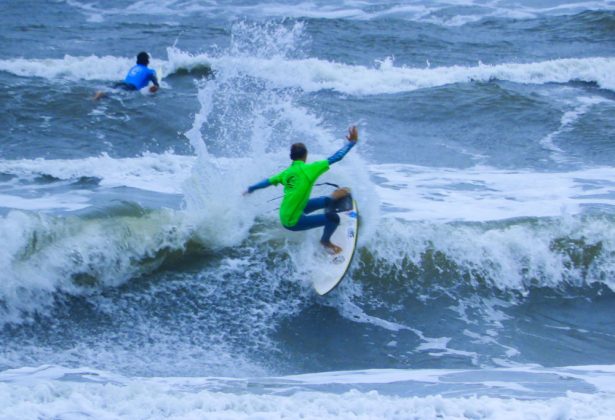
311 199 359 295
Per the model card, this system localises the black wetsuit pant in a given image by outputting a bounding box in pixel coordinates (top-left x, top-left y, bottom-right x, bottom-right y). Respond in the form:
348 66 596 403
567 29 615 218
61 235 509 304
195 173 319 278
112 81 138 91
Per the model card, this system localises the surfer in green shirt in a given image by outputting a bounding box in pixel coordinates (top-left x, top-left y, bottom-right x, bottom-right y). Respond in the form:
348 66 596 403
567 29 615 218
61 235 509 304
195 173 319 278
244 126 358 254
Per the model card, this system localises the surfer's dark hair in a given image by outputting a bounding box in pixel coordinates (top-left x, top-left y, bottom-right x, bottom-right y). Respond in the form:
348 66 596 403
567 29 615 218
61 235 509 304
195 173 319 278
290 143 307 161
137 51 150 65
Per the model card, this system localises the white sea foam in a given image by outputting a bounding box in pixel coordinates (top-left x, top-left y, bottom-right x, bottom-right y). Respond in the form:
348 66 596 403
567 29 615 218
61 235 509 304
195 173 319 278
4 153 615 223
0 152 193 195
371 163 615 222
165 48 615 94
0 192 91 212
362 166 615 296
1 364 615 419
4 155 615 222
369 213 615 294
0 208 195 323
0 55 134 81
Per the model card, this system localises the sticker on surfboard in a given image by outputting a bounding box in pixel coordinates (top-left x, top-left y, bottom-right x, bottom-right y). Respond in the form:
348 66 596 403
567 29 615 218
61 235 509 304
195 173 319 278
311 196 359 295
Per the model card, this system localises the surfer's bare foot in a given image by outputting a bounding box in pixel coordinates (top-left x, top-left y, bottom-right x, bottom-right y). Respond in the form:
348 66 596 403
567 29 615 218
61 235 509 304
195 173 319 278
331 187 350 201
321 240 342 255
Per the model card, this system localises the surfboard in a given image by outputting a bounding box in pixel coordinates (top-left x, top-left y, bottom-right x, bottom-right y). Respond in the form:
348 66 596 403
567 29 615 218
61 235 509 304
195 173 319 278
311 195 359 295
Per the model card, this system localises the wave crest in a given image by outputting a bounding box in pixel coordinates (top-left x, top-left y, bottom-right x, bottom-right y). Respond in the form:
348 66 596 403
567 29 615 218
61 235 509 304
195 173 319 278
359 216 615 297
2 51 613 94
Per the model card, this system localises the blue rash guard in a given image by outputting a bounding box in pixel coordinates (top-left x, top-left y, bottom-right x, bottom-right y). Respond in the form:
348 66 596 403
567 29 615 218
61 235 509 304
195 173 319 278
124 64 158 90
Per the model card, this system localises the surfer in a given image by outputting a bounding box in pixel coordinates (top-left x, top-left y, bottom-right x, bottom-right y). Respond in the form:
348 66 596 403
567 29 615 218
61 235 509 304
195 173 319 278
244 126 359 254
93 51 159 100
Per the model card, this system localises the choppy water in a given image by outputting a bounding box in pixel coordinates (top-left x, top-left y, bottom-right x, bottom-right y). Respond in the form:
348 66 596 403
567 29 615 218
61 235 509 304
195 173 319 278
1 0 615 418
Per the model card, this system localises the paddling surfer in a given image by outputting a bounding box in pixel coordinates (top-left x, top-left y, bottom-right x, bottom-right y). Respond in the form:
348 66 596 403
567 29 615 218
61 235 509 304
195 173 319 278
94 51 159 100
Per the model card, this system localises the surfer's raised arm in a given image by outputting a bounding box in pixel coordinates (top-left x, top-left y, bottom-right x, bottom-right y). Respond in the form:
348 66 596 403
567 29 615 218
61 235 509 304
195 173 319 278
327 125 358 165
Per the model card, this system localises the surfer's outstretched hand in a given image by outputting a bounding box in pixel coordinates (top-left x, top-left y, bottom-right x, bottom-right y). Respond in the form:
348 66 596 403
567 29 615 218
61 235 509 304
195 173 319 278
346 126 358 143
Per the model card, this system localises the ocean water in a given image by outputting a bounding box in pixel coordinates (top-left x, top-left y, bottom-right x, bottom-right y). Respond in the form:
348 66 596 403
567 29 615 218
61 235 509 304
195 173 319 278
1 0 615 418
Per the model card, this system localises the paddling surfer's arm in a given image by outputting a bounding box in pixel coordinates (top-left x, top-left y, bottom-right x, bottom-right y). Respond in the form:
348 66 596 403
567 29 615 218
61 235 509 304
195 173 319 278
149 72 160 92
151 73 159 87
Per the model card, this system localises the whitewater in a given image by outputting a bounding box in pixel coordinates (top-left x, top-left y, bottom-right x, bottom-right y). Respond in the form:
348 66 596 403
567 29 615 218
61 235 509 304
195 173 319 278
2 0 615 418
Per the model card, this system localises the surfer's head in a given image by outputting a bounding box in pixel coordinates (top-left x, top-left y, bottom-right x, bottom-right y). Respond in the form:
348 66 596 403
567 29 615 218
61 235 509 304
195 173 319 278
290 143 307 161
136 51 150 66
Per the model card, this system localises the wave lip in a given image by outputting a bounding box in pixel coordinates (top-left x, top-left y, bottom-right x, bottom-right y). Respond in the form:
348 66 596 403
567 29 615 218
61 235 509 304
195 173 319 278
155 54 615 94
0 55 133 81
2 53 613 94
160 50 615 94
0 207 192 324
0 152 193 195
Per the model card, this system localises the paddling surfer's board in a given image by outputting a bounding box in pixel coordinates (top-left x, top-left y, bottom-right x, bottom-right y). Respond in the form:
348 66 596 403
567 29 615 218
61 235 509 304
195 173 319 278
311 195 359 295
